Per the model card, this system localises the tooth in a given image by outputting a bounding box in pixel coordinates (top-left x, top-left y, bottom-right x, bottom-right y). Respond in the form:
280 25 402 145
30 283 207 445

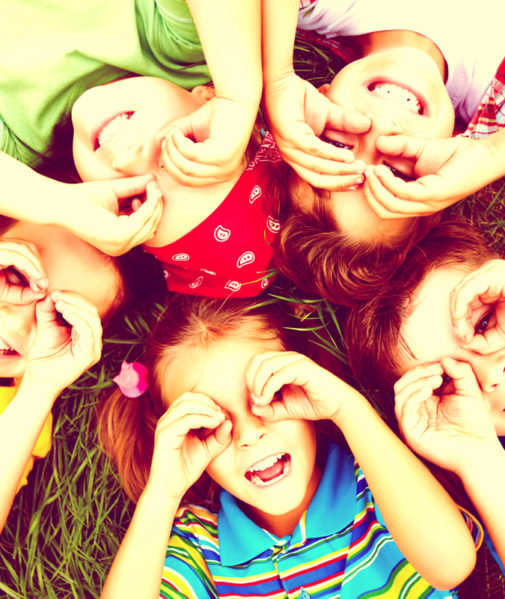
372 83 421 113
250 453 283 473
97 113 133 148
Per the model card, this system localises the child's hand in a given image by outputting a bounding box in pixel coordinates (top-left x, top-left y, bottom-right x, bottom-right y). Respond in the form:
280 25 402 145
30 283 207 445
0 240 48 304
158 96 257 187
264 73 370 189
22 291 102 395
363 135 492 218
450 259 505 354
147 393 232 500
394 358 498 475
246 350 359 424
65 176 163 256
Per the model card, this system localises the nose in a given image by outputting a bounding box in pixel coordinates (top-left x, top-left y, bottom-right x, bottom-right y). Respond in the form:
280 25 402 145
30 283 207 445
111 139 159 176
233 411 267 448
356 114 403 165
0 301 37 351
472 351 505 393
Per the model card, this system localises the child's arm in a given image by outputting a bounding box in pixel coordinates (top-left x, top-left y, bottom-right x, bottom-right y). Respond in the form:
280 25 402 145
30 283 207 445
0 150 163 256
361 131 505 218
157 0 262 188
247 351 476 590
261 0 370 190
101 393 231 599
0 291 102 533
394 358 505 567
449 258 505 353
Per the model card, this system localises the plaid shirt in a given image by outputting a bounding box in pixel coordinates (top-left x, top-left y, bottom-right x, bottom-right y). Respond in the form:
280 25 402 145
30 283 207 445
463 57 505 138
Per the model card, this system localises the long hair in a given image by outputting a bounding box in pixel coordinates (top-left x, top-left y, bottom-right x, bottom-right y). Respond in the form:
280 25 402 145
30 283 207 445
98 295 307 504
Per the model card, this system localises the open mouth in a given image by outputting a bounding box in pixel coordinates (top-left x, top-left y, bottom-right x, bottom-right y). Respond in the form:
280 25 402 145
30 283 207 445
0 337 19 358
245 453 291 487
368 81 424 115
94 111 134 150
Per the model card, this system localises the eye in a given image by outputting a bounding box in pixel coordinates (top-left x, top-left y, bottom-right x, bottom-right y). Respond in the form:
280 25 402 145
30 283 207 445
474 310 494 335
323 136 353 151
433 372 454 397
384 162 415 182
3 267 28 287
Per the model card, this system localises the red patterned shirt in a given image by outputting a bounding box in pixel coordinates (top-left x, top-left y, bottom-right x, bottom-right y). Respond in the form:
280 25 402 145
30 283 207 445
143 133 283 298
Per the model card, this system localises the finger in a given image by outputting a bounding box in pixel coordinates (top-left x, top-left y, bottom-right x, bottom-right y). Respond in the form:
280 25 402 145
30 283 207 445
161 414 227 455
376 134 426 161
164 394 224 425
203 419 232 458
51 300 103 362
121 185 164 247
287 160 366 191
34 295 60 327
326 104 372 135
363 168 430 217
251 354 308 407
0 243 48 292
440 358 481 398
251 398 293 422
398 385 435 440
393 363 444 397
50 290 99 319
161 136 227 187
246 351 299 404
110 174 154 199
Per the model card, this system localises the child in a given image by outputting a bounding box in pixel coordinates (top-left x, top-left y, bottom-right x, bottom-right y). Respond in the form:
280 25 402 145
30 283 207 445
98 295 478 598
0 207 168 531
343 217 505 572
0 279 103 534
263 0 505 305
1 0 260 184
70 75 286 297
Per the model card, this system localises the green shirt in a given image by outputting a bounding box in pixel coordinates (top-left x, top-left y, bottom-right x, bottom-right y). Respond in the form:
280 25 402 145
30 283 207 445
0 0 209 165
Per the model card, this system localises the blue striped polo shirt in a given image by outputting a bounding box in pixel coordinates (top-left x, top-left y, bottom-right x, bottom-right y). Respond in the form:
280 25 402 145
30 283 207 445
160 442 479 598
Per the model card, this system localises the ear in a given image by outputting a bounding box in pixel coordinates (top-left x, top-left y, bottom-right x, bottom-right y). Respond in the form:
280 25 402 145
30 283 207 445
191 84 216 103
318 83 330 95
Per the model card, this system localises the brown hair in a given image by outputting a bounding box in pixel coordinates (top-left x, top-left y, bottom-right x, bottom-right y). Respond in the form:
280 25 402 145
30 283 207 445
344 217 498 400
98 295 306 503
276 184 441 307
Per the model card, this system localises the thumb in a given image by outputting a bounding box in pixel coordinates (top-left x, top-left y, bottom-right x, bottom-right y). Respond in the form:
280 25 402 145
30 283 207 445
326 104 371 134
205 419 232 459
160 105 211 145
35 296 59 328
376 134 426 160
442 358 481 398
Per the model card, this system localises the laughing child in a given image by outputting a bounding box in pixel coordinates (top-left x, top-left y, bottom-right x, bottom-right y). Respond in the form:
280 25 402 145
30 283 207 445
98 295 478 598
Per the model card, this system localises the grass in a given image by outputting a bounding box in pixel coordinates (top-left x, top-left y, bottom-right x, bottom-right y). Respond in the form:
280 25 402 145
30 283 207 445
1 35 504 599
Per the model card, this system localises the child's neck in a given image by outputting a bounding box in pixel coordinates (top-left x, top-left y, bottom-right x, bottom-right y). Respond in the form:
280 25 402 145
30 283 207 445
355 30 447 81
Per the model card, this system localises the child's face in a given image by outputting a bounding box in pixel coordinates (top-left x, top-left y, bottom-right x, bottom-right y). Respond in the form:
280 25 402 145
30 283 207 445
295 47 455 246
164 329 321 534
0 223 120 378
71 76 206 181
397 265 505 435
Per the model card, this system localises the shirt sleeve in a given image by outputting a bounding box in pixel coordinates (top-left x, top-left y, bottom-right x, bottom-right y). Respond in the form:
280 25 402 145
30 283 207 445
160 532 218 599
160 555 215 599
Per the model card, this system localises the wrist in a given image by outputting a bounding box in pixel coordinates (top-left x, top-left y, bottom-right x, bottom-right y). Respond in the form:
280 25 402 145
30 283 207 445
16 375 59 410
455 438 505 483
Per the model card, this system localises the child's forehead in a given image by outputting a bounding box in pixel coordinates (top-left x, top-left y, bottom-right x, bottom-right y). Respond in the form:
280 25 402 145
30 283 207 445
161 333 283 406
